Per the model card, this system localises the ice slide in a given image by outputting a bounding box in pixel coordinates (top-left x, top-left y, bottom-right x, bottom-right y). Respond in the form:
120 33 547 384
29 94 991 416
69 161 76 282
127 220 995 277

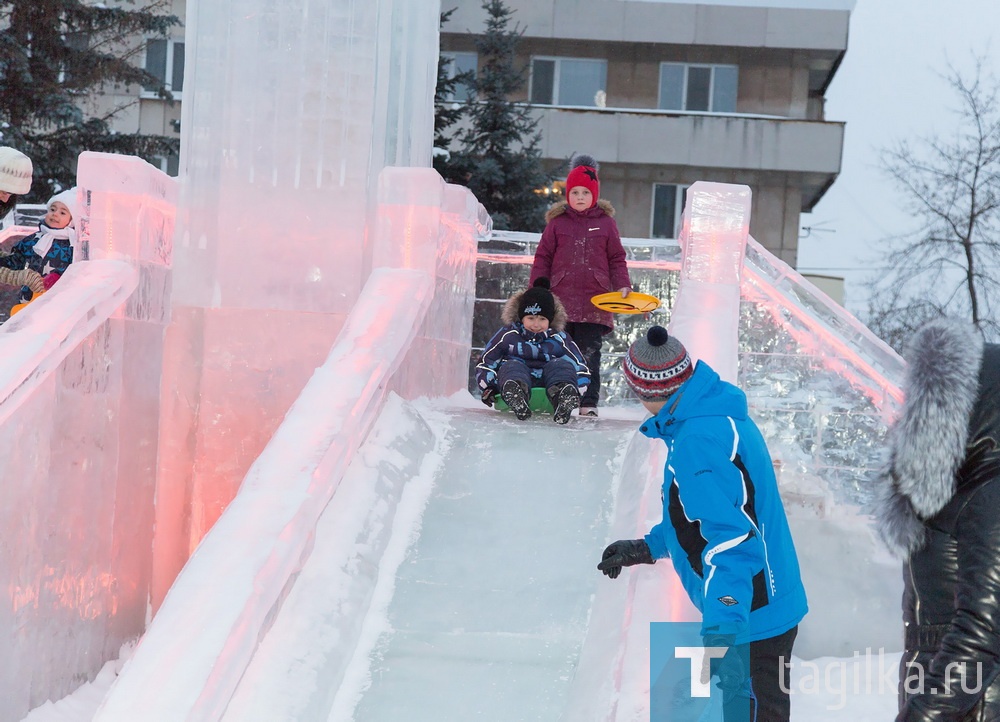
88 180 905 721
90 261 693 721
4 170 906 720
224 399 648 721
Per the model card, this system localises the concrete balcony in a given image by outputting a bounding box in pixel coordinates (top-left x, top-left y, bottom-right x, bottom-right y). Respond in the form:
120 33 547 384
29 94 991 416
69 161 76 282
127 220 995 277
531 106 844 207
449 0 850 53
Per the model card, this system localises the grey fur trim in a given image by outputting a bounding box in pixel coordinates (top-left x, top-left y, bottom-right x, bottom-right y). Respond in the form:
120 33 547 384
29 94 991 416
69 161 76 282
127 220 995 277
873 466 927 556
501 288 568 331
544 198 615 223
874 318 984 556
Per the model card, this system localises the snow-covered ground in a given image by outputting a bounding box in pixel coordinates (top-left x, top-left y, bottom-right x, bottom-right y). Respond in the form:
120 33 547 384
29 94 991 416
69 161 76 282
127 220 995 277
22 395 903 721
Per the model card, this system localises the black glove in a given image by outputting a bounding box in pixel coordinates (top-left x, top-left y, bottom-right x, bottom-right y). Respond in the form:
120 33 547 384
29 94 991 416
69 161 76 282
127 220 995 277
597 539 654 579
481 388 496 407
701 633 748 703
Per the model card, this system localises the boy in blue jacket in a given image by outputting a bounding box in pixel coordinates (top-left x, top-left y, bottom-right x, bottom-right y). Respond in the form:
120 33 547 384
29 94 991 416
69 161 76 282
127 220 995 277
597 326 807 721
475 278 590 424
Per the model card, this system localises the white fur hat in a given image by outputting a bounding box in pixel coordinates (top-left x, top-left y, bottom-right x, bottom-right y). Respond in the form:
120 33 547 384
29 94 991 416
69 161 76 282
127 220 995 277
48 188 80 228
0 147 32 195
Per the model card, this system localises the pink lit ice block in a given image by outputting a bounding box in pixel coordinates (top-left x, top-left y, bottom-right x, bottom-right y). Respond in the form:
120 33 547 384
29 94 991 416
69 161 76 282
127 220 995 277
668 182 751 384
0 260 142 721
75 152 177 328
75 151 176 265
373 168 488 398
372 167 445 274
95 268 433 722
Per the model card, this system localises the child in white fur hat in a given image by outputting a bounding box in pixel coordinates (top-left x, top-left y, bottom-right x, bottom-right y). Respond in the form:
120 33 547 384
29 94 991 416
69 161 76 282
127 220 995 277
0 188 80 306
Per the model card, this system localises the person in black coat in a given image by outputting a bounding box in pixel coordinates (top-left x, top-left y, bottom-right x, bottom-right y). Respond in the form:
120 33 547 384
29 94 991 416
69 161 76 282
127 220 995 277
876 317 1000 721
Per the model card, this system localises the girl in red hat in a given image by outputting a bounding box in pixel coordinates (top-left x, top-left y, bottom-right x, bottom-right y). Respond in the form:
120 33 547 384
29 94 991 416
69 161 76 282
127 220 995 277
529 154 632 417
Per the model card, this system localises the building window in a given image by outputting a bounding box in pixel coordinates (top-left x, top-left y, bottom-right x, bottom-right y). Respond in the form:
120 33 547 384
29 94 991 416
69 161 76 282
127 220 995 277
659 63 738 112
59 32 90 86
441 51 477 102
152 154 180 177
143 38 184 98
530 57 607 107
651 183 688 239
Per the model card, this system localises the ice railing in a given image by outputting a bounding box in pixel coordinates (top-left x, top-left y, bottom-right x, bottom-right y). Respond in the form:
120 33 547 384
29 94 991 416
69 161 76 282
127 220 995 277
95 169 489 721
0 153 177 721
476 225 904 506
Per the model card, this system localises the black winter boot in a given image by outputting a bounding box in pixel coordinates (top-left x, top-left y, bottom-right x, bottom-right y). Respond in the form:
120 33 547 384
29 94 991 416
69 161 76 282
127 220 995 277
501 380 532 420
551 383 581 425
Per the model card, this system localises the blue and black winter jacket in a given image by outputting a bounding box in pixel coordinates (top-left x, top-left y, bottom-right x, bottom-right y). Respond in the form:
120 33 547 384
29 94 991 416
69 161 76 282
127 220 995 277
641 360 807 645
0 225 76 301
475 323 590 393
0 229 74 277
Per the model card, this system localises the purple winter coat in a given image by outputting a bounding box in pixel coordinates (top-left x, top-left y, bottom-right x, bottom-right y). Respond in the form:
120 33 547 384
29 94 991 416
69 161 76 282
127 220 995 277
529 199 632 331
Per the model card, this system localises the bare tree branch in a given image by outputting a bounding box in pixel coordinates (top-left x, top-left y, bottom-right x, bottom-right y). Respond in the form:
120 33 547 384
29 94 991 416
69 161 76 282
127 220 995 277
866 53 1000 345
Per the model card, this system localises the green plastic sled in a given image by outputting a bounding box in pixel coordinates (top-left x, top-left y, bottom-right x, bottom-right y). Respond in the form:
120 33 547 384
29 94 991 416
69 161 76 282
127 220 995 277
495 386 554 413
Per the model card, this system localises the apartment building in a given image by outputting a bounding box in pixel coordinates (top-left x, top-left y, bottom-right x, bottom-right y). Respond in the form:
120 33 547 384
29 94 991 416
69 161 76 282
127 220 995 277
93 0 185 176
441 0 850 266
112 0 849 267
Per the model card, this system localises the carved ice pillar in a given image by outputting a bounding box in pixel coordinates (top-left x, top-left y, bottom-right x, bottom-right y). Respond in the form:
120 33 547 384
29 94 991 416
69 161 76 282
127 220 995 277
668 182 751 384
372 167 489 398
152 0 441 610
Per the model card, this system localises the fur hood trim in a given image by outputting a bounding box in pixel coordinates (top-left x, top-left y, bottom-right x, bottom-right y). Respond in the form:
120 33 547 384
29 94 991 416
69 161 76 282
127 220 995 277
501 288 568 331
544 198 615 223
875 318 984 557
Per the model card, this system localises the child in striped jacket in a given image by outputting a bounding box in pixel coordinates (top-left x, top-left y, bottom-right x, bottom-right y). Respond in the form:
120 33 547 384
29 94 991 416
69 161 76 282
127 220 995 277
475 278 590 424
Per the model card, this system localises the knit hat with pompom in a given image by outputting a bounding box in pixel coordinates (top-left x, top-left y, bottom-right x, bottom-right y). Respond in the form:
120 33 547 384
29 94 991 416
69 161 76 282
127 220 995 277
623 326 694 400
518 277 556 322
565 153 599 208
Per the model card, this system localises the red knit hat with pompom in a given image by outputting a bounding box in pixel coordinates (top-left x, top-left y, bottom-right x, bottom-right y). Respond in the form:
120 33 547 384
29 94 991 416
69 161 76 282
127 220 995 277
565 153 599 208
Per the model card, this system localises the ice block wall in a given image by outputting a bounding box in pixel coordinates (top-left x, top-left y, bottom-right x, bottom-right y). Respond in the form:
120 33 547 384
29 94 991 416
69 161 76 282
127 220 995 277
77 152 177 515
0 152 176 719
96 166 486 720
373 168 491 398
668 181 751 382
153 0 442 610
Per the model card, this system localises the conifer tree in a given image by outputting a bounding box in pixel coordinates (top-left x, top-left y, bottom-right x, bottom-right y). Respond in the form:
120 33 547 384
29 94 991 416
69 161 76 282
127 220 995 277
450 0 550 231
0 0 180 200
433 8 472 185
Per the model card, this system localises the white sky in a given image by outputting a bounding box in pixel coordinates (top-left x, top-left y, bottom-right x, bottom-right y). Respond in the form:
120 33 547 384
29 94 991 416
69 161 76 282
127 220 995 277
799 0 1000 310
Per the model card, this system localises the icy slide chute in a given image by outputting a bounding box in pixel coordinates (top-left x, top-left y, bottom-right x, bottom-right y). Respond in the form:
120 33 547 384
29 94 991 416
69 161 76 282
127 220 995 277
94 268 434 721
95 163 487 720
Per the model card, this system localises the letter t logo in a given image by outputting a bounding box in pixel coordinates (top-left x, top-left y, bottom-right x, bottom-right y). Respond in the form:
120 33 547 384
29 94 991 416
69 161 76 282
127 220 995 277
675 645 728 697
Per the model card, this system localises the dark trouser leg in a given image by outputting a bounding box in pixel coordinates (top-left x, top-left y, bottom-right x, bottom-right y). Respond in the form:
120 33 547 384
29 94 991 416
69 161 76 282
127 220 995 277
496 358 531 394
564 322 606 408
542 358 581 423
540 357 578 391
735 625 797 722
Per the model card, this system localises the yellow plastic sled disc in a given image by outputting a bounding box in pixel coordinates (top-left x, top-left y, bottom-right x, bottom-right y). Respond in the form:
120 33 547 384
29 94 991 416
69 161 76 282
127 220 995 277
590 291 660 314
9 290 44 317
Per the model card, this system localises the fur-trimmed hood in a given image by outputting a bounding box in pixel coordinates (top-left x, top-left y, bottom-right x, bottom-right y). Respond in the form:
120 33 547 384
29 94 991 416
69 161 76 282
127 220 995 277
875 318 985 557
544 198 615 224
501 288 569 331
